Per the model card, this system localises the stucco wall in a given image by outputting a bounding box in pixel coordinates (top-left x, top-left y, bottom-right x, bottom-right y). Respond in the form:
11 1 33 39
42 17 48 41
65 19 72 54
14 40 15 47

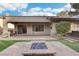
0 18 14 29
15 23 50 35
50 22 56 36
0 19 3 34
1 16 79 36
0 18 14 35
70 22 79 32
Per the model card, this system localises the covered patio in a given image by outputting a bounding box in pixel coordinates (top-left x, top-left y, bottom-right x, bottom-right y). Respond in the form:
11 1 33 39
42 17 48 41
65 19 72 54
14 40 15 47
1 16 79 38
50 17 79 37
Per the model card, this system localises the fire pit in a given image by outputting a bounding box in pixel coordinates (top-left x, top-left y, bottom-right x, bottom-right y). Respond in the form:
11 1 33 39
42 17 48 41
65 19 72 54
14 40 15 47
31 42 48 49
23 42 56 56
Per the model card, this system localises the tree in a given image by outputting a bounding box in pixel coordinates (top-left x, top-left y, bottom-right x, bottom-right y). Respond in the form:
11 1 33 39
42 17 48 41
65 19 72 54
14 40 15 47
71 3 79 10
68 3 79 16
57 11 69 16
68 11 79 16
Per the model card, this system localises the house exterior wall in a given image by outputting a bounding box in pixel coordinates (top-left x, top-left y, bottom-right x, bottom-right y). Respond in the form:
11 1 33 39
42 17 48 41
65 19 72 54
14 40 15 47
1 16 79 36
27 24 32 35
15 23 50 35
50 22 56 36
8 16 51 35
0 17 51 36
0 18 15 35
0 18 3 34
0 18 3 28
70 22 79 32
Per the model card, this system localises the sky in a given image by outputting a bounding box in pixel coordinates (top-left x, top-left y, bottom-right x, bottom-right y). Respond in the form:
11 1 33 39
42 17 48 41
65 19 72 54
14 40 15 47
0 3 72 16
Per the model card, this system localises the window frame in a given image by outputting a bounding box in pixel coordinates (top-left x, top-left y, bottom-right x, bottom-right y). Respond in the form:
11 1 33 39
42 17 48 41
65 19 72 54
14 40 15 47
32 24 44 32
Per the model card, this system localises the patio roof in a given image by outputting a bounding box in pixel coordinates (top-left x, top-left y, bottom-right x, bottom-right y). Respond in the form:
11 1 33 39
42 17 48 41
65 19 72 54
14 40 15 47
49 16 79 22
0 16 79 22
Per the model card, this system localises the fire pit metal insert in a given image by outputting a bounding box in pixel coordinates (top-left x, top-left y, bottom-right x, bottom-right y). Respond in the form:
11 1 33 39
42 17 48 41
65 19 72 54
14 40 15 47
31 42 48 49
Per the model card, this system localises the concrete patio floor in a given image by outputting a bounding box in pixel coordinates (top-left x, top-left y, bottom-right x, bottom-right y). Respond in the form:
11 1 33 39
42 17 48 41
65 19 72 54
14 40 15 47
0 41 79 56
0 36 56 41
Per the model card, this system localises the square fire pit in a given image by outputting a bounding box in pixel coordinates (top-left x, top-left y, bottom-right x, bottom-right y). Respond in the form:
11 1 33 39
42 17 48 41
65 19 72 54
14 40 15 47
23 42 56 56
31 42 48 49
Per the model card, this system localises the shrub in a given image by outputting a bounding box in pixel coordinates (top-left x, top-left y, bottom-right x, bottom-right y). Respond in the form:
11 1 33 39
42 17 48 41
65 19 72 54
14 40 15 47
56 21 70 36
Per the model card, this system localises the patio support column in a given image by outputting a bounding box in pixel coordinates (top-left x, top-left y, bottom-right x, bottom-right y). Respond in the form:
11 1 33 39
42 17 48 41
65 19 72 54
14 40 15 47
50 22 56 36
15 24 18 35
2 17 10 37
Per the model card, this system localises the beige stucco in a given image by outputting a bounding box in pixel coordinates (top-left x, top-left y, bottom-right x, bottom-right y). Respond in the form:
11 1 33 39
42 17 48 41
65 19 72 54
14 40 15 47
0 19 3 28
0 16 79 36
7 16 51 36
15 23 50 35
50 22 56 36
0 17 14 35
70 22 79 32
0 18 14 29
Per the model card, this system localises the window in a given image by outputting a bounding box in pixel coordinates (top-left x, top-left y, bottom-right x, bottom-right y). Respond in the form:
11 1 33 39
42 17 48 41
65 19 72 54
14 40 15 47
32 25 44 32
